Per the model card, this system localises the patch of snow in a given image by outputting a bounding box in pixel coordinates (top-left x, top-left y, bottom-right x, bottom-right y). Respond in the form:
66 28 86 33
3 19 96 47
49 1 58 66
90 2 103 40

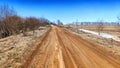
79 29 120 42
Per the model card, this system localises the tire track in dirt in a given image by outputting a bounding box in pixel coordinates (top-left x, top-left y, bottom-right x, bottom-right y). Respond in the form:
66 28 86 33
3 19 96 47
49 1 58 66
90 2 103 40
35 26 65 68
21 28 51 68
22 25 120 68
63 29 120 68
56 28 78 68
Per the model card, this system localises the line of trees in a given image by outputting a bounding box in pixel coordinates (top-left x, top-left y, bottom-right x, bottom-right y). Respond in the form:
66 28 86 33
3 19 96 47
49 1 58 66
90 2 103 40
0 5 50 38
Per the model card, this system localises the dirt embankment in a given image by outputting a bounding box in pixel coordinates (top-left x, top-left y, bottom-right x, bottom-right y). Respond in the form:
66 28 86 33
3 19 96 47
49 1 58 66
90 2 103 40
23 25 120 68
0 27 49 68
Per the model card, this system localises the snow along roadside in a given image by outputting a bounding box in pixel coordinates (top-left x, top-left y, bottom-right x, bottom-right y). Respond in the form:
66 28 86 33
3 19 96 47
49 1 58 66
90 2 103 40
79 29 120 42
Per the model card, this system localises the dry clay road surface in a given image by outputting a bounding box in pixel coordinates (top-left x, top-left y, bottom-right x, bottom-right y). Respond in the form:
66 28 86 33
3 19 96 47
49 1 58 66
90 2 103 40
23 25 120 68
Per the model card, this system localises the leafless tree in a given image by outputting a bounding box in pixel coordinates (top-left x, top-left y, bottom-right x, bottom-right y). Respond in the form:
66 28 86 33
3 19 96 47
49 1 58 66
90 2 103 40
0 5 16 19
80 22 83 32
75 20 79 32
57 20 63 25
23 17 50 35
39 18 50 26
96 21 104 35
116 16 120 32
0 5 50 38
0 5 17 38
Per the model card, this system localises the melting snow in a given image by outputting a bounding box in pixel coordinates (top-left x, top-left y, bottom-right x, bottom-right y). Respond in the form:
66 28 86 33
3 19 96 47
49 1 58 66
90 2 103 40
79 29 120 42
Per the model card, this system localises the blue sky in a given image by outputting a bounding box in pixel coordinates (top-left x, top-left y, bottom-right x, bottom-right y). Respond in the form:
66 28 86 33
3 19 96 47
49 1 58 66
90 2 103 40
0 0 120 23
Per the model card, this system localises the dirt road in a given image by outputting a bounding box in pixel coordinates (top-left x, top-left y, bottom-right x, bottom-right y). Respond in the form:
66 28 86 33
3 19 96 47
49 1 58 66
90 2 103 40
23 25 120 68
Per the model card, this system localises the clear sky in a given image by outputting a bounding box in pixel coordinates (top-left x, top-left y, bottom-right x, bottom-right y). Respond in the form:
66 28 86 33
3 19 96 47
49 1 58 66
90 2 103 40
0 0 120 23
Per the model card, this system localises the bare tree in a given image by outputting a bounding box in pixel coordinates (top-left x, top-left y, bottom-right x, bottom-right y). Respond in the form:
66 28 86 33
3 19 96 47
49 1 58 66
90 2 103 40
57 20 63 25
0 5 50 38
23 17 50 35
0 5 17 38
80 22 83 32
116 16 120 32
0 5 16 19
75 20 79 33
96 21 104 35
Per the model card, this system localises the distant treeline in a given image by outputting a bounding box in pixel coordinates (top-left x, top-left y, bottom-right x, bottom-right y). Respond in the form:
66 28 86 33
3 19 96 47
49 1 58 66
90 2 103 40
71 22 119 25
79 22 119 25
0 5 50 38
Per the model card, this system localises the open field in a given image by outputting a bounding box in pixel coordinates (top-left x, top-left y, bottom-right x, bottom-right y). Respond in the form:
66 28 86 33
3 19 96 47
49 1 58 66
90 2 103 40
75 25 120 37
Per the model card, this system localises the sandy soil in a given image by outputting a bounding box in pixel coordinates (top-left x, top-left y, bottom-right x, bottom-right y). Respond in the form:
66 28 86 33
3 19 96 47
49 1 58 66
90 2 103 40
22 25 120 68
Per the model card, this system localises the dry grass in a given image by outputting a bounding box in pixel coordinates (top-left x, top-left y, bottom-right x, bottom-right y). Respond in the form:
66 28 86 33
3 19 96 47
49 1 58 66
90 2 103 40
77 25 120 36
0 27 49 68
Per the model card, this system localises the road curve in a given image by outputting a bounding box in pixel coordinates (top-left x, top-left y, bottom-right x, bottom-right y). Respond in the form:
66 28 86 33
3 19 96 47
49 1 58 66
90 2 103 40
23 25 120 68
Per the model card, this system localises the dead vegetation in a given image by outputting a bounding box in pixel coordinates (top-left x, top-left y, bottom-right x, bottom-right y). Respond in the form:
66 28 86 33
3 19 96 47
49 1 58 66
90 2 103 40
0 27 49 68
0 5 50 39
0 4 51 68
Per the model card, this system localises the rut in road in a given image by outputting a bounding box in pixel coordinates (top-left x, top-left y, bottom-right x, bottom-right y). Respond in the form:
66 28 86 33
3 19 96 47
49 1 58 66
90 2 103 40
23 25 120 68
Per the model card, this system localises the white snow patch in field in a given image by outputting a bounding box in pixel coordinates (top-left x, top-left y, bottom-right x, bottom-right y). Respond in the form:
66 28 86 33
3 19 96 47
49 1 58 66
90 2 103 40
79 29 120 42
